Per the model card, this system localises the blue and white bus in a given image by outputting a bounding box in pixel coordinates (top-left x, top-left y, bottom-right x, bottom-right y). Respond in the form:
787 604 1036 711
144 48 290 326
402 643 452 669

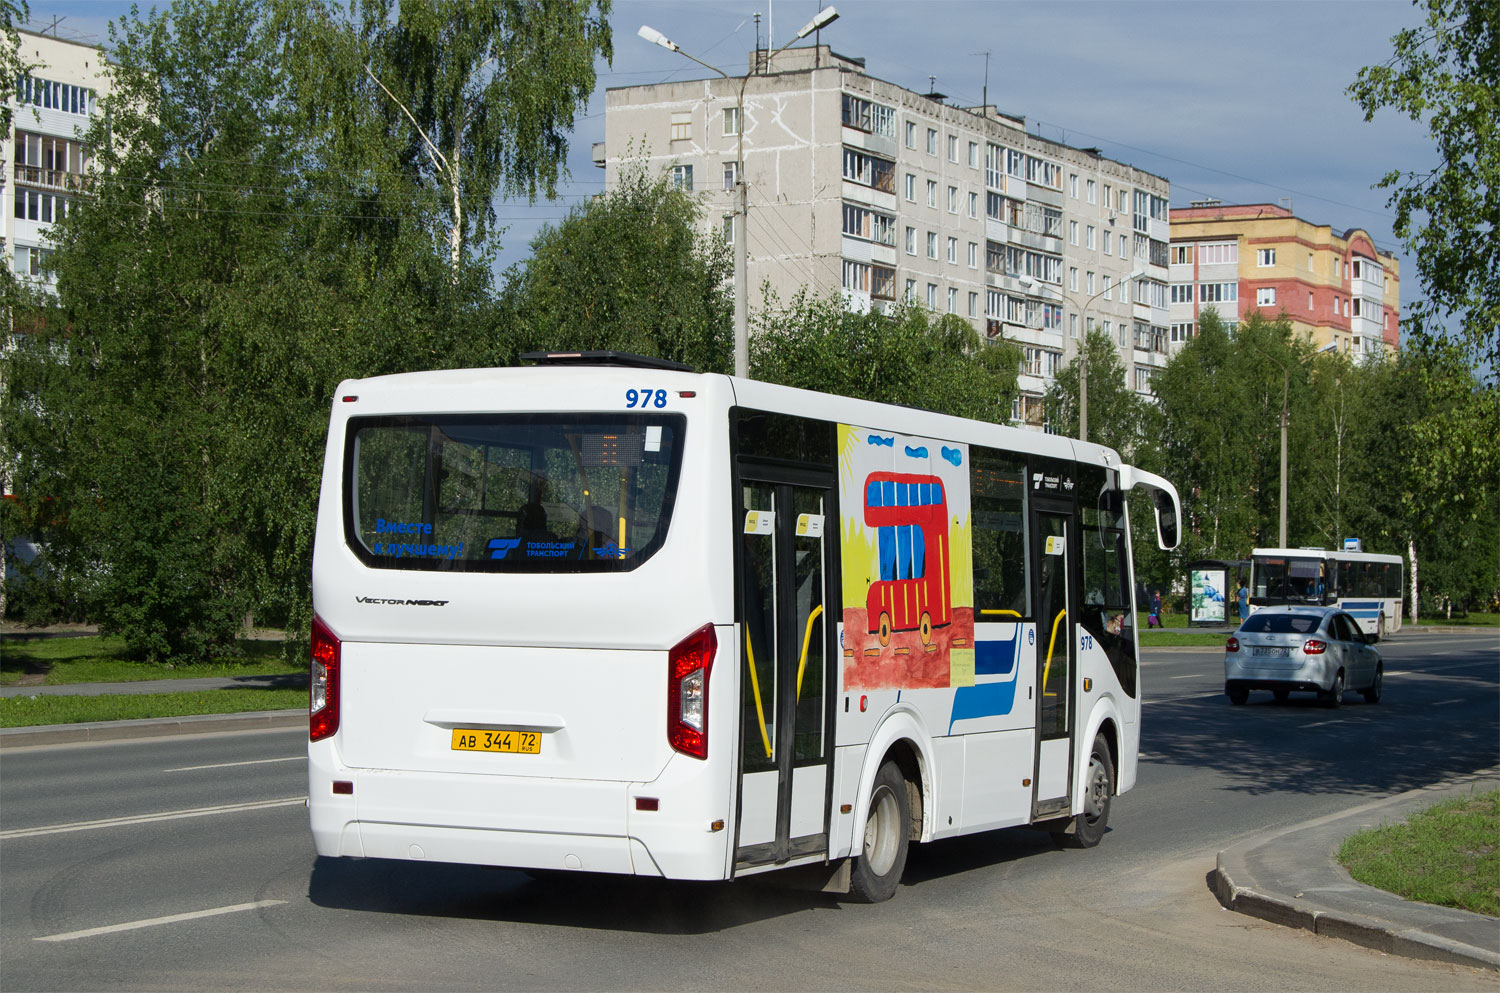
1249 547 1404 640
308 353 1181 902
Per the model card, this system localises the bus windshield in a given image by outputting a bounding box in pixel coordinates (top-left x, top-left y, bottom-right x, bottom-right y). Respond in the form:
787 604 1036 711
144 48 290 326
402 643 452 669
1252 555 1327 603
344 413 685 572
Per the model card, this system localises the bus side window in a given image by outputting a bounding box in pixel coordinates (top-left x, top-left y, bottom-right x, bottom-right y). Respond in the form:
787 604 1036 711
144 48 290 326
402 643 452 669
971 447 1028 619
1078 463 1136 697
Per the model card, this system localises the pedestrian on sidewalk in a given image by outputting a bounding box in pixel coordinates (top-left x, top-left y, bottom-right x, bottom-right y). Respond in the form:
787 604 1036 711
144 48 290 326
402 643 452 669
1148 589 1162 628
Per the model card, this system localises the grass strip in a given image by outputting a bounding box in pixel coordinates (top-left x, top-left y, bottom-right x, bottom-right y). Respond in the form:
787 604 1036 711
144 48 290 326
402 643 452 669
1337 790 1500 917
0 688 306 728
1 634 303 686
1138 631 1231 647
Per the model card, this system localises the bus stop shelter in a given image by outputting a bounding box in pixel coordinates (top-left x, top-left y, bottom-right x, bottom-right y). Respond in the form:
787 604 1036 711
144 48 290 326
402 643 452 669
1187 559 1249 627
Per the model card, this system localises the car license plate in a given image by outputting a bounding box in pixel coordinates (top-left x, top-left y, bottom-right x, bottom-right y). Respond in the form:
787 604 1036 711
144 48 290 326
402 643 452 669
1252 646 1290 657
451 729 541 754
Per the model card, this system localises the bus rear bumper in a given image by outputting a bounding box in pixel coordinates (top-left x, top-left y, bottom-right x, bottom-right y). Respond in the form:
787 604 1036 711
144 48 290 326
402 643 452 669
309 753 731 880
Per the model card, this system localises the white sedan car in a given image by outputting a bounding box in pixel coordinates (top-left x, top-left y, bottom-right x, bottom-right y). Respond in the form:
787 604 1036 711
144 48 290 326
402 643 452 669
1224 605 1383 707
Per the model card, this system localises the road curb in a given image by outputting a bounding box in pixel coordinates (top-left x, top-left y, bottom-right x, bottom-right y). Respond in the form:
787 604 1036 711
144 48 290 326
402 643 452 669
0 709 304 749
1212 855 1500 970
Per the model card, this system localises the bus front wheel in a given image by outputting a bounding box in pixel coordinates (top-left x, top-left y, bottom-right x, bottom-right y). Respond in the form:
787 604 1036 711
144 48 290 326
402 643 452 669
876 613 892 647
849 760 909 903
1070 735 1114 848
918 613 933 646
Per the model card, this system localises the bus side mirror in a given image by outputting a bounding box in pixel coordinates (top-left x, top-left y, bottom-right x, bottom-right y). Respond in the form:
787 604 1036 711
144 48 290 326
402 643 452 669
1154 490 1179 550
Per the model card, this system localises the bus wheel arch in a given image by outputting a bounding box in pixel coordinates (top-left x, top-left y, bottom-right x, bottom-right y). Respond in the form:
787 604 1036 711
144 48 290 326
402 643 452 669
849 737 925 902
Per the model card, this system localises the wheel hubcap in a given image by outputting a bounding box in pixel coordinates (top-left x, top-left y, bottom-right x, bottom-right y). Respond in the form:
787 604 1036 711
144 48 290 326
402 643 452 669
1084 757 1108 821
863 786 899 875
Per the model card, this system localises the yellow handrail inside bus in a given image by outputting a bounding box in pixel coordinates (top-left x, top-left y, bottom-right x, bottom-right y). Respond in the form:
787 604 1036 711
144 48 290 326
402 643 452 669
796 604 824 700
979 609 1022 618
745 628 773 758
1042 609 1067 697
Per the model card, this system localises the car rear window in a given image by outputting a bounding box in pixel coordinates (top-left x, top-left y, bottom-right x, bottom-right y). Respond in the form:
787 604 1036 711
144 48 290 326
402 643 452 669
1240 613 1323 634
344 413 685 572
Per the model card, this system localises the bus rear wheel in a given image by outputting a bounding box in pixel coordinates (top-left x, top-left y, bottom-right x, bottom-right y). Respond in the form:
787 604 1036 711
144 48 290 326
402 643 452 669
876 613 892 647
849 760 909 903
918 613 933 646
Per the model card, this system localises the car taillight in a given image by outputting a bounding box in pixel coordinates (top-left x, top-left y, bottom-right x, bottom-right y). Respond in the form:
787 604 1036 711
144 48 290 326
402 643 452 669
1303 639 1327 655
1226 636 1240 652
310 615 340 741
667 623 717 759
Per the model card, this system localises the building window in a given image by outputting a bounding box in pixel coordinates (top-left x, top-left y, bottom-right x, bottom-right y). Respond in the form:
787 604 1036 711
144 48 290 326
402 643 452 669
843 203 896 246
1170 284 1194 304
670 164 693 191
1069 173 1079 198
968 292 978 317
723 161 739 190
1257 287 1277 306
905 121 916 148
905 173 916 201
1172 244 1192 265
928 231 938 259
670 112 691 141
947 236 958 263
1199 241 1238 264
968 191 978 218
842 148 895 192
1070 313 1079 337
948 134 958 161
1257 248 1276 267
1199 281 1238 303
1087 271 1096 294
1102 232 1110 256
721 214 736 245
1353 298 1362 316
927 179 937 207
1086 225 1096 250
906 226 916 255
1069 220 1078 246
1087 179 1097 204
986 144 1003 188
1069 267 1078 291
968 242 978 268
841 94 896 137
1103 275 1112 301
906 278 916 302
1309 291 1315 310
969 141 979 168
927 283 938 309
723 106 740 136
948 287 958 312
1120 237 1129 261
927 128 938 154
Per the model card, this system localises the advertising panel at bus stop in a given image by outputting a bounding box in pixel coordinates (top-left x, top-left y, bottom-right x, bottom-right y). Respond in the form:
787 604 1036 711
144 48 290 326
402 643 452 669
1188 560 1228 626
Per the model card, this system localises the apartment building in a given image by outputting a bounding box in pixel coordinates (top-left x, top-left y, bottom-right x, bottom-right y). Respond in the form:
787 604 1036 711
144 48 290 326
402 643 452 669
597 46 1171 428
4 29 110 289
1168 202 1399 361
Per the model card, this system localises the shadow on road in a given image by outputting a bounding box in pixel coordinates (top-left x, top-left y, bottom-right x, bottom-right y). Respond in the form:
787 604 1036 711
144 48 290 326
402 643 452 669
1144 654 1498 797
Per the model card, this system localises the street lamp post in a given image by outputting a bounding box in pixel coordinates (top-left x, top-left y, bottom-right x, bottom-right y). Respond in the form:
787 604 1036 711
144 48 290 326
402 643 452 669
1247 341 1332 547
640 7 839 379
1064 267 1145 442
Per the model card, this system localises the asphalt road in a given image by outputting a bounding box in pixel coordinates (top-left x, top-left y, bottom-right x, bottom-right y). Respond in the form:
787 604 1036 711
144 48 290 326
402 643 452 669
2 630 1496 991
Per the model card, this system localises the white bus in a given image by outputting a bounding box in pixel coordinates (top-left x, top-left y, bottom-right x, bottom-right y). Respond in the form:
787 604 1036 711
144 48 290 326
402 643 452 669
308 353 1181 902
1249 547 1404 639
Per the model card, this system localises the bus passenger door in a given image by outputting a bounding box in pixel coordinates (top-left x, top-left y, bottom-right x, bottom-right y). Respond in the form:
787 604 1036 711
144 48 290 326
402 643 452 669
1032 508 1076 818
736 479 833 869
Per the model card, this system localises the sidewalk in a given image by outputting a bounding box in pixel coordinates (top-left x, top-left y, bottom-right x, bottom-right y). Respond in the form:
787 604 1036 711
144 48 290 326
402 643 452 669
1212 769 1500 971
0 672 306 698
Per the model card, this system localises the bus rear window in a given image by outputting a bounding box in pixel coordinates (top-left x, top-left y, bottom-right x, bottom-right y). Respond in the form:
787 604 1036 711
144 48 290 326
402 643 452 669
344 413 685 572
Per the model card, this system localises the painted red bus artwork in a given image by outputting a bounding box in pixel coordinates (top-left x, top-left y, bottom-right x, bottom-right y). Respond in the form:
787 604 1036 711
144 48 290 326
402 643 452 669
863 472 951 645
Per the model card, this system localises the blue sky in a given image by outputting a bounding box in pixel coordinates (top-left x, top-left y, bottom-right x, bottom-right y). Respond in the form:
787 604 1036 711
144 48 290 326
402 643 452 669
23 0 1434 297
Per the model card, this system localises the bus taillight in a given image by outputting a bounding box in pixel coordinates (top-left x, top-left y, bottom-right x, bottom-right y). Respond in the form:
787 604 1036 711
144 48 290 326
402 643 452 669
667 623 717 759
310 615 341 741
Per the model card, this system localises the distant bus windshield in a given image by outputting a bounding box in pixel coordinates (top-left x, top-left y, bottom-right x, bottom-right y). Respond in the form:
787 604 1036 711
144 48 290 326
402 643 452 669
344 413 685 572
1252 555 1327 604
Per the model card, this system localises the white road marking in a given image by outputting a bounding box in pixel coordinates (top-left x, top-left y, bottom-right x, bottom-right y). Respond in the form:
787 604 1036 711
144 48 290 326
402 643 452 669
1168 674 1203 679
1303 719 1348 728
1432 698 1463 706
35 900 286 942
164 756 302 773
0 797 305 840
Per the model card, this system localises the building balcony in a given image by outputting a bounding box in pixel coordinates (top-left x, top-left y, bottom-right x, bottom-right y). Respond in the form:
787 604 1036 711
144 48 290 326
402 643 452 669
13 164 89 192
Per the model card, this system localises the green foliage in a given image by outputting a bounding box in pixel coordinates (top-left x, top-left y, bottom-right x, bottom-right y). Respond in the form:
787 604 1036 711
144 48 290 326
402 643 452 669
749 291 1021 422
1044 327 1151 458
1349 0 1500 368
495 159 733 371
0 1 27 133
0 0 608 659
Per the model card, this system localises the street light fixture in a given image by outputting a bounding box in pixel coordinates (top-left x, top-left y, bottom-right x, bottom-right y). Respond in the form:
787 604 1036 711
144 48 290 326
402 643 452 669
1063 267 1146 442
639 8 840 379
